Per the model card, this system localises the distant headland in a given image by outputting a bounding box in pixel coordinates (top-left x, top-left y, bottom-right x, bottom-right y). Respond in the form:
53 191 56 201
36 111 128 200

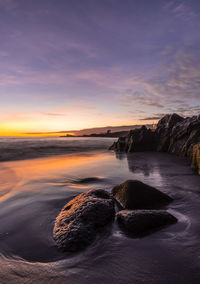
59 124 152 138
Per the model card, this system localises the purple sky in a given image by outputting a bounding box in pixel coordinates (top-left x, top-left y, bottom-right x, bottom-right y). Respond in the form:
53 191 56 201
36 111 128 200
0 0 200 134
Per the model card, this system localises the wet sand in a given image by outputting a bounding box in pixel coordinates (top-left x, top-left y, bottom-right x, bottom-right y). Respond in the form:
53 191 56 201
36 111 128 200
0 150 200 283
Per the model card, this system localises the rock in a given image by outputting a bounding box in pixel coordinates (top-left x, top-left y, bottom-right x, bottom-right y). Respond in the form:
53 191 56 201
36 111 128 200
112 180 172 209
117 210 177 236
109 126 157 152
111 137 126 152
126 126 157 152
109 142 116 150
155 113 184 152
190 142 200 175
74 177 105 184
109 113 200 174
167 116 200 157
157 113 184 130
53 189 115 251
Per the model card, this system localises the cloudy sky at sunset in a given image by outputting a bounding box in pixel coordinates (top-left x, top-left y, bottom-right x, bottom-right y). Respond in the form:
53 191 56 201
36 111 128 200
0 0 200 136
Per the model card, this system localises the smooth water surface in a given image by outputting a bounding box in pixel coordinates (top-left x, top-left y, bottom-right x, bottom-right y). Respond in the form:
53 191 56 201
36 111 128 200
0 138 200 283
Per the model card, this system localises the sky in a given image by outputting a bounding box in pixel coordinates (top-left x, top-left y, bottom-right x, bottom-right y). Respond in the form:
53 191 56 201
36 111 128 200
0 0 200 136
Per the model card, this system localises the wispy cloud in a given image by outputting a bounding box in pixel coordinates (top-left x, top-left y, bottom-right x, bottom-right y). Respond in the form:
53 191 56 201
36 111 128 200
121 91 165 108
163 1 198 21
119 49 200 118
145 50 200 101
0 0 199 132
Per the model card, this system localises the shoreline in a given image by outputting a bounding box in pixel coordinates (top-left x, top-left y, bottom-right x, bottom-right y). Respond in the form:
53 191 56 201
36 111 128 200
0 130 200 284
0 137 116 163
0 150 200 282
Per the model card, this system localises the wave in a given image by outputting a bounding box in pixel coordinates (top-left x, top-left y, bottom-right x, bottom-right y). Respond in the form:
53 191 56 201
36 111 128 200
0 137 116 162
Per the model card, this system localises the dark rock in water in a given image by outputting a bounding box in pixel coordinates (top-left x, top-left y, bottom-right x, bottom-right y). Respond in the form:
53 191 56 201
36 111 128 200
53 189 115 251
109 113 200 174
156 114 200 156
126 126 157 152
109 137 126 152
157 113 184 130
169 116 200 155
110 126 157 152
164 115 200 176
155 113 184 152
191 143 200 175
117 209 177 236
112 180 172 210
109 142 116 150
74 177 105 184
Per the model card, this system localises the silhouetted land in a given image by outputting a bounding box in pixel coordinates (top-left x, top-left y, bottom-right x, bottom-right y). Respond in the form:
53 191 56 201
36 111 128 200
60 131 130 138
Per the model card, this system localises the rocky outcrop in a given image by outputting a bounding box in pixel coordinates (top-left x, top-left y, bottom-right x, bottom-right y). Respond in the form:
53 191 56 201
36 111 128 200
112 180 172 210
110 114 200 174
109 126 157 152
156 114 200 155
191 142 200 175
53 189 115 251
126 126 157 152
117 210 177 236
156 113 184 152
109 136 126 152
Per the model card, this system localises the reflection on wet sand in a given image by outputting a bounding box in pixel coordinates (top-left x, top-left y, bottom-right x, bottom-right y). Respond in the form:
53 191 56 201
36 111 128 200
0 151 117 263
115 152 154 176
0 152 111 197
0 166 19 202
126 153 153 176
115 151 200 195
0 150 200 283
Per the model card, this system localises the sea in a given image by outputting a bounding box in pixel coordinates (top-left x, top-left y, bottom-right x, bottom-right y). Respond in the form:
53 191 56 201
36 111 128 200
0 137 200 283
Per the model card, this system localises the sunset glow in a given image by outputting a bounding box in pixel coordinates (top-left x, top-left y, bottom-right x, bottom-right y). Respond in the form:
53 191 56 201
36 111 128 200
0 0 199 136
0 1 200 282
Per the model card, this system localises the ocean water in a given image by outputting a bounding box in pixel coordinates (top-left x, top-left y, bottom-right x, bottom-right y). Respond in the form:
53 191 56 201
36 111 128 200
0 137 200 283
0 137 116 161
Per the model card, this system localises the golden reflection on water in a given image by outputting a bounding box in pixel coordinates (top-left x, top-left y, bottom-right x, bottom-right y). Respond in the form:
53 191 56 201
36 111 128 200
6 152 108 175
0 152 111 199
0 166 20 202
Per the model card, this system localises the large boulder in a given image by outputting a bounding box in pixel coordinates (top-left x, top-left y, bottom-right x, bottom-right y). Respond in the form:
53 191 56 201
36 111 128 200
126 126 157 152
117 210 177 236
156 113 184 131
112 180 172 209
109 126 157 152
190 142 200 175
109 137 126 152
109 113 200 174
155 114 200 157
53 189 115 251
155 113 184 152
167 115 200 156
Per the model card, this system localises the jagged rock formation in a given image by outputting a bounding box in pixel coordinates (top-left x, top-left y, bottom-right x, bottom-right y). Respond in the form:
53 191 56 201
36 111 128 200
112 180 172 210
117 210 177 236
156 113 184 152
53 189 115 251
110 126 157 152
110 114 200 174
191 143 200 175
